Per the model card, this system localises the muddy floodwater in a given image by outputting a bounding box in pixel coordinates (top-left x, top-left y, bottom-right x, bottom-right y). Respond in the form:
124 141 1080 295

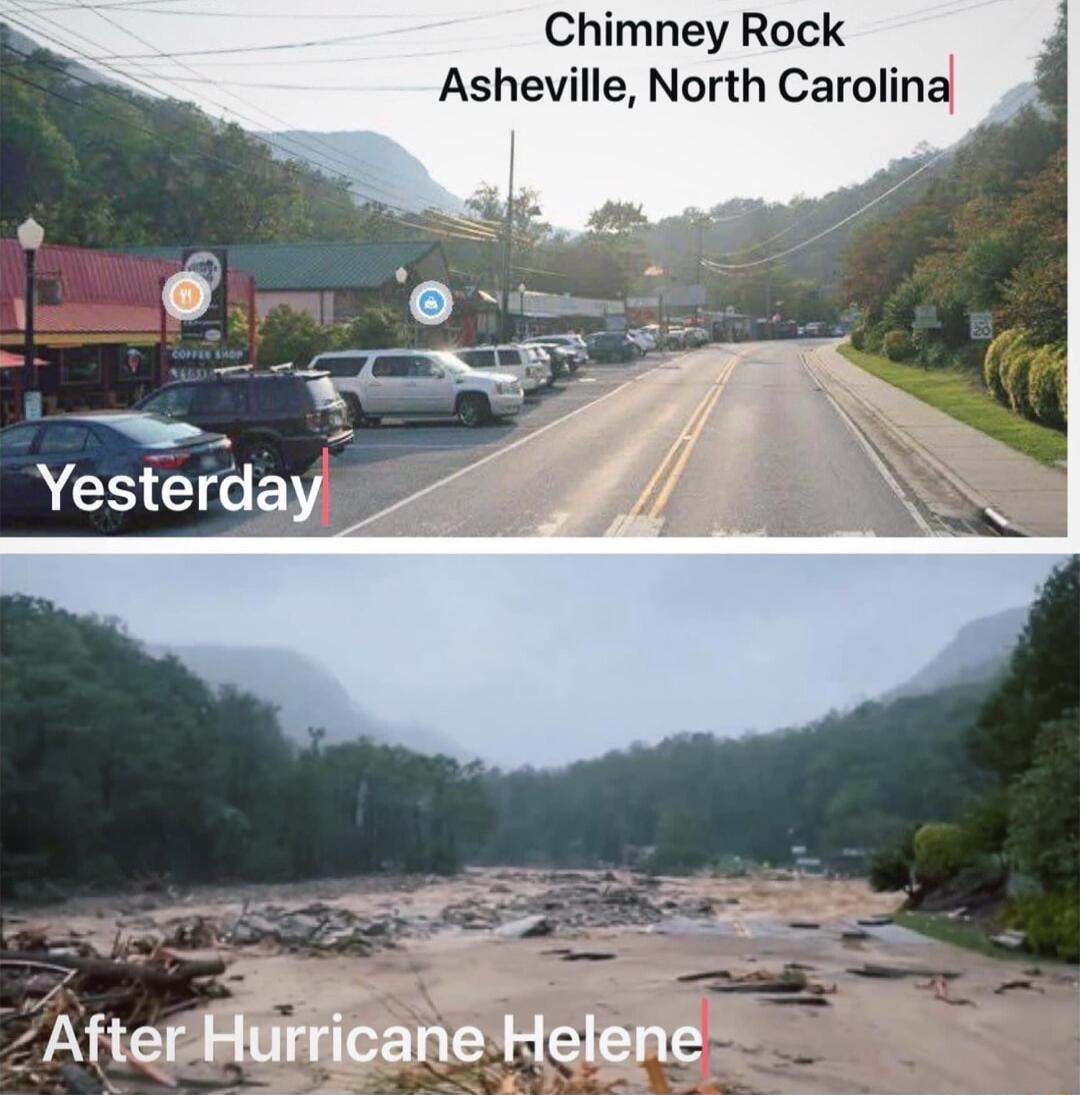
5 868 1078 1093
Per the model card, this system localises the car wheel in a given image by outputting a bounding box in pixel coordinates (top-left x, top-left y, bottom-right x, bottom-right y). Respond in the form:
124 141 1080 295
87 502 130 536
343 393 364 428
242 439 285 480
457 392 489 427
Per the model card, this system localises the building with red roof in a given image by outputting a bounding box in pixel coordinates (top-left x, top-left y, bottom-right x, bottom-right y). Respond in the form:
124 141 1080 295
0 240 254 422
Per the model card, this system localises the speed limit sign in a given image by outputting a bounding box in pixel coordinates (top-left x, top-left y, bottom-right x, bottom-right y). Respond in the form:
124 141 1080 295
969 312 994 340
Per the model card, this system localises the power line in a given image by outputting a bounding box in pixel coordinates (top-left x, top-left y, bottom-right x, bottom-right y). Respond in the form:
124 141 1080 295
20 2 492 17
62 0 450 205
694 0 1020 67
74 1 549 59
1 37 502 244
702 147 950 270
2 6 496 227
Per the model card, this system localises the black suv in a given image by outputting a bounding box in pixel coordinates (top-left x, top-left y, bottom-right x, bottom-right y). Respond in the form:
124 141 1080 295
136 368 353 477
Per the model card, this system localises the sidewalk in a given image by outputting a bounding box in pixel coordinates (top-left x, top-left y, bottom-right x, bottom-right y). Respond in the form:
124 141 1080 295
809 344 1068 537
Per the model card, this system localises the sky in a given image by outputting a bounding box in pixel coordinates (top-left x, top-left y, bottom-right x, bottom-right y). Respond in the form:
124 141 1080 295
0 553 1063 766
3 0 1059 226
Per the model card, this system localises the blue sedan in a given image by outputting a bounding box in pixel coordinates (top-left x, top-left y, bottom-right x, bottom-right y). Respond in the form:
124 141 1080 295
0 412 234 534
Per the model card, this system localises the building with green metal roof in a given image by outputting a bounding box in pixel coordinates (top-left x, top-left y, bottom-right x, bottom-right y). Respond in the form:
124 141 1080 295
132 240 449 326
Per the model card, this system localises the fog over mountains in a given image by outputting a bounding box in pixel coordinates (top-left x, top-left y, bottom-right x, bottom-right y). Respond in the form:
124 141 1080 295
882 605 1027 701
149 643 462 758
146 601 1027 768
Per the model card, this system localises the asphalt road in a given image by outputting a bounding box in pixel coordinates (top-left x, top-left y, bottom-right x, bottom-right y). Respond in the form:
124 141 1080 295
4 340 934 538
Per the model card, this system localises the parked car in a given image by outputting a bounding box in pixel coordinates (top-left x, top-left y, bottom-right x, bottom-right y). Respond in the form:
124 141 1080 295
585 331 637 363
136 366 351 478
664 328 688 350
309 348 522 427
627 328 657 352
0 412 234 534
526 341 577 380
524 334 589 366
524 344 560 383
624 330 650 356
454 345 546 393
686 327 710 347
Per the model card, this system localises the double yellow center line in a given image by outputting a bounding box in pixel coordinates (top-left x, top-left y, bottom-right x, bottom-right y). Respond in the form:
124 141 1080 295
622 353 741 524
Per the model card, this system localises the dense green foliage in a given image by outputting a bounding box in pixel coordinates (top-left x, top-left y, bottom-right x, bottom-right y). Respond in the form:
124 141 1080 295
873 559 1078 960
478 686 992 869
883 330 915 362
912 823 968 888
258 305 401 368
0 596 491 883
842 4 1066 425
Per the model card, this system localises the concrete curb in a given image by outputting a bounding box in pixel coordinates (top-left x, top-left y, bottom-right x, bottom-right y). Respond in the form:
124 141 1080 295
804 347 1033 538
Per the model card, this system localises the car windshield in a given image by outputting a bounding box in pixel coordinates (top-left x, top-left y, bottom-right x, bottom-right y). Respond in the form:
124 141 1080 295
435 352 471 374
108 415 206 444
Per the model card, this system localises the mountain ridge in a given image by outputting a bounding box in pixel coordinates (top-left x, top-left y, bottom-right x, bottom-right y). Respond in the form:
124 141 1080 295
148 642 463 759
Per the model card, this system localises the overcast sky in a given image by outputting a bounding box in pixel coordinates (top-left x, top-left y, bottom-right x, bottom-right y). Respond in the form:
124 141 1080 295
0 554 1062 766
4 0 1058 226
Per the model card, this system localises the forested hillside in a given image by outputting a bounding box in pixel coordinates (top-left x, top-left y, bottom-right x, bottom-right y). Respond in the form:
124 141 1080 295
0 24 438 249
0 595 999 888
0 596 489 884
841 2 1066 429
478 684 993 870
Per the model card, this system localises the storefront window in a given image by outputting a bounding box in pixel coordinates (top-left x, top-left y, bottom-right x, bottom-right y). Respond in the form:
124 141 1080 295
60 346 102 385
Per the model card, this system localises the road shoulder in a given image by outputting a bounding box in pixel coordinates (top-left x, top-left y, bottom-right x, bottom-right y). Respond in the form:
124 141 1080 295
807 343 1067 537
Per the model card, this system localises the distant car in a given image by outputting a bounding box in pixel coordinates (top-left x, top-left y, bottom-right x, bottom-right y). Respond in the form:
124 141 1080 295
526 341 577 380
624 330 649 356
137 367 351 479
585 331 637 363
455 345 546 393
664 328 688 350
627 328 657 352
524 334 588 366
309 348 522 427
0 412 234 534
685 327 710 347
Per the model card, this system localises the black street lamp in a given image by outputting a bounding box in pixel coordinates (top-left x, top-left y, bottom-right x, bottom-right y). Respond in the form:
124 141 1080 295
17 216 45 420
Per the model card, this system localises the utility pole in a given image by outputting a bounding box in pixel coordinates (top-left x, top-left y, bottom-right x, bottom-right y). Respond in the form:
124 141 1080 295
500 129 515 341
694 218 704 325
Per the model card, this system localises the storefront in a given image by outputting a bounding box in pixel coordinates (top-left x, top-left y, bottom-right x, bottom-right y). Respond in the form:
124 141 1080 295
0 241 254 423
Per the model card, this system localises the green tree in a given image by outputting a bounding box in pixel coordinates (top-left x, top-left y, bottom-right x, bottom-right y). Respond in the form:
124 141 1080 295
258 304 332 368
1005 713 1079 892
586 199 648 236
969 557 1079 781
334 307 401 350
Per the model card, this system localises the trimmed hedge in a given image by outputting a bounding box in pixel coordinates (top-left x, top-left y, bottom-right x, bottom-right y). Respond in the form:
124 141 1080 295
883 329 915 361
983 328 1067 431
1001 892 1080 962
1028 345 1067 428
913 823 969 889
1002 344 1036 417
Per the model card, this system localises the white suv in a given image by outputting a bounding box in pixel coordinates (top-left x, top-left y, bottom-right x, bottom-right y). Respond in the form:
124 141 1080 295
455 345 546 393
310 348 523 427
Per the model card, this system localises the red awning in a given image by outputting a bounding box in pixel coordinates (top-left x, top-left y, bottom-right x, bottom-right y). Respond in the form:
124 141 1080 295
0 349 47 368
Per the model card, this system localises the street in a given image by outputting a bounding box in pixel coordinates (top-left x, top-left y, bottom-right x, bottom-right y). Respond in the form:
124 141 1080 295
8 340 981 538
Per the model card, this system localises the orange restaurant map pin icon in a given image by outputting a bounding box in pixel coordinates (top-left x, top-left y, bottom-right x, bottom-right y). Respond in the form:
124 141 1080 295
162 269 212 321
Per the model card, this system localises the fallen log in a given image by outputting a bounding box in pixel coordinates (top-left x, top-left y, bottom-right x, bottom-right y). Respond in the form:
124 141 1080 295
847 962 959 980
0 951 224 990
